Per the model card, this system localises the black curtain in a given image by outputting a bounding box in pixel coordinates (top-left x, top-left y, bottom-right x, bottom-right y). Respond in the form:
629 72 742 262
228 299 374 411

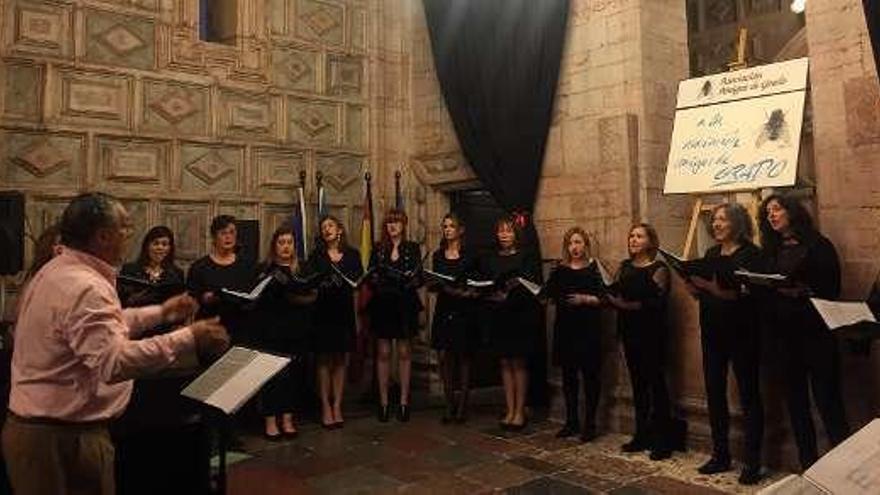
866 0 880 81
422 0 568 217
423 0 568 408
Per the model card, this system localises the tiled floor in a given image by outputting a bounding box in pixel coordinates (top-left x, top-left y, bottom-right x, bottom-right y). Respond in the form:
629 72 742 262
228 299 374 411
227 406 790 494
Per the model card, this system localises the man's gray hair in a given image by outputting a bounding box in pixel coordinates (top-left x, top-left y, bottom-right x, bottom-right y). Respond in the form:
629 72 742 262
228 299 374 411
60 193 121 250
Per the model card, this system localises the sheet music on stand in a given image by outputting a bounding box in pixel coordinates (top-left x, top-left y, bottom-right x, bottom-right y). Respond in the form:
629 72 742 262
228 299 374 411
181 346 290 414
810 298 878 330
758 419 880 494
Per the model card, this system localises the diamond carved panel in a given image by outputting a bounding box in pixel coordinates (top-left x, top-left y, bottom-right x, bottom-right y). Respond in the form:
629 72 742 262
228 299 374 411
143 80 209 136
27 195 72 241
180 144 243 193
57 70 131 128
272 47 319 92
288 98 339 145
97 137 168 186
255 148 306 191
327 56 364 96
315 153 365 203
159 202 210 263
297 0 344 45
7 0 73 58
2 131 83 187
119 199 150 260
84 9 155 70
220 90 277 140
412 153 475 186
2 60 43 121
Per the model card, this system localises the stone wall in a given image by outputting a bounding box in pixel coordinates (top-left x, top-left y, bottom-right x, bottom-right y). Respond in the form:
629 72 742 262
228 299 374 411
805 0 880 428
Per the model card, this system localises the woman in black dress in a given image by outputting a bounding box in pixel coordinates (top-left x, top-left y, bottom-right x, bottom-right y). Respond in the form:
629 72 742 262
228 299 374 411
114 226 197 495
119 226 186 311
369 209 423 422
607 223 674 459
428 213 479 423
759 194 849 470
481 216 543 430
186 215 256 345
253 224 316 439
684 204 763 484
544 227 604 442
309 215 363 428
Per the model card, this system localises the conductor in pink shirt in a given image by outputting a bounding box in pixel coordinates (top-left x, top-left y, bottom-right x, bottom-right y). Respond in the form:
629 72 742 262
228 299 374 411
2 193 230 495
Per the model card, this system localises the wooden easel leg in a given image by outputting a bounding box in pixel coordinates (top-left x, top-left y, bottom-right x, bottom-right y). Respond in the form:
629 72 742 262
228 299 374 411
683 198 704 260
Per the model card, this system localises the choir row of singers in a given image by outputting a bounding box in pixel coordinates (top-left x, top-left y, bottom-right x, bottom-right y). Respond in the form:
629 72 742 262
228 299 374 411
31 192 863 486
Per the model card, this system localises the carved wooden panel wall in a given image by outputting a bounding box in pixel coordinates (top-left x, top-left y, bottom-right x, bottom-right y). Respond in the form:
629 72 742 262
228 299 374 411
0 0 372 284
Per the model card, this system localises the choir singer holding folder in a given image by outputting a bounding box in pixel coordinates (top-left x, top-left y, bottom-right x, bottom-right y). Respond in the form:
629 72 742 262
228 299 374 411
681 203 764 485
3 193 229 495
759 194 850 471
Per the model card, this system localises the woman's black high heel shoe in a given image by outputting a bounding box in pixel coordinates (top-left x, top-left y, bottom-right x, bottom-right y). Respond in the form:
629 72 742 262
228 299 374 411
377 404 390 423
397 404 410 422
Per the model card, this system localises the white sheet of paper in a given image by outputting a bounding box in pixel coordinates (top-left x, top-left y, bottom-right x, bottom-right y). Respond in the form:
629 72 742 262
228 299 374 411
803 419 880 494
181 346 290 414
756 474 827 495
734 269 788 283
424 268 456 283
594 259 614 287
516 277 542 296
809 299 877 330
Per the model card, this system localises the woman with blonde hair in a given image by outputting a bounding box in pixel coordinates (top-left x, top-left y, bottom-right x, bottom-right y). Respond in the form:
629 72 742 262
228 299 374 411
543 227 605 441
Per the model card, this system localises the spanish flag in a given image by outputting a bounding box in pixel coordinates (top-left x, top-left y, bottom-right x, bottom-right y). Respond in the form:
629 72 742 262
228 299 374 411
359 173 374 269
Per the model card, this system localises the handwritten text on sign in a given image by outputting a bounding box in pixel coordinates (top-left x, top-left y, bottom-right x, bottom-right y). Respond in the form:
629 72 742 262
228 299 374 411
663 91 805 194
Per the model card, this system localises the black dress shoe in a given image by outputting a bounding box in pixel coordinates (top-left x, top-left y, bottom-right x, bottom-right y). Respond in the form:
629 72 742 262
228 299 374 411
738 465 762 485
555 423 579 438
441 404 456 424
649 447 673 461
579 427 598 443
621 437 651 453
697 456 732 475
377 404 390 423
397 404 410 422
508 418 528 432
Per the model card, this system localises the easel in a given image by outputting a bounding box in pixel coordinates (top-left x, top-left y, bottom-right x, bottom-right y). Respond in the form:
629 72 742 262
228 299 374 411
681 27 764 258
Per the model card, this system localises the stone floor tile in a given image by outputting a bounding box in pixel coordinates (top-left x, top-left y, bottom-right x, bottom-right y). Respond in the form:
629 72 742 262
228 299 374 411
425 443 501 469
307 465 402 494
458 459 542 489
506 476 598 494
506 455 566 475
227 459 315 495
397 473 492 495
553 469 625 492
611 475 730 495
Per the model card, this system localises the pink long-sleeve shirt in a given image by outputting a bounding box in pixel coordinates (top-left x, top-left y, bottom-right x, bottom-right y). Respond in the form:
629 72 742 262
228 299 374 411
9 248 196 422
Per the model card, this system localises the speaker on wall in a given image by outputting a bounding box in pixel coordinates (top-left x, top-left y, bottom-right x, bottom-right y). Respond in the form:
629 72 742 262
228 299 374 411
235 220 260 268
0 192 24 276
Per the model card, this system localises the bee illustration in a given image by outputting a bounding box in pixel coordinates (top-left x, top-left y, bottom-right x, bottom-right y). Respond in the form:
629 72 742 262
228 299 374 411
755 108 791 148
